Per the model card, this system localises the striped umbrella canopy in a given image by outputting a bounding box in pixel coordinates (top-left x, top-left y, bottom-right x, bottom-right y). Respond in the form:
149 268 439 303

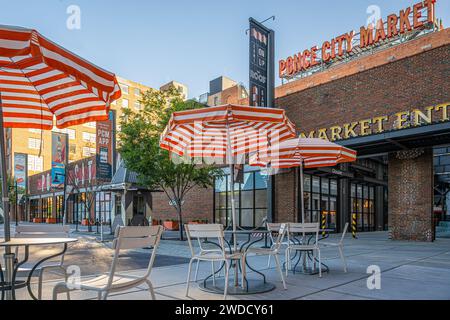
160 104 296 159
0 25 121 244
160 104 296 252
0 25 121 129
249 137 357 223
250 137 357 169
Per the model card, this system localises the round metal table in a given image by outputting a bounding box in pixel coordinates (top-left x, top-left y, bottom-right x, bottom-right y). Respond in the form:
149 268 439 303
199 229 276 295
0 237 78 300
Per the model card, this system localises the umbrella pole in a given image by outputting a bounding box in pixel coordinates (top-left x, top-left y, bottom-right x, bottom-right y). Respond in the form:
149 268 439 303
299 160 305 224
0 94 14 300
225 117 239 287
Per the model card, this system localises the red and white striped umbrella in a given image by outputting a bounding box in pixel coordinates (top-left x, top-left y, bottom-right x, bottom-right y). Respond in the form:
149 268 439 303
160 104 296 159
0 25 121 129
249 137 357 224
0 25 121 246
250 137 357 169
160 104 296 253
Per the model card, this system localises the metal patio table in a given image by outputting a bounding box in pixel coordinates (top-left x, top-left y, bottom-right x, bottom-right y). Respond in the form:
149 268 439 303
0 237 78 300
286 229 334 275
199 229 276 295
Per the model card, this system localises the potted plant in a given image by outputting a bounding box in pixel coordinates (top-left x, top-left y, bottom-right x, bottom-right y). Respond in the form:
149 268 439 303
81 218 90 226
163 219 179 231
46 217 57 224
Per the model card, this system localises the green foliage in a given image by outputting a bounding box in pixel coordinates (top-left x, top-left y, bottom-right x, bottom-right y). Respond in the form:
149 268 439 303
118 86 221 239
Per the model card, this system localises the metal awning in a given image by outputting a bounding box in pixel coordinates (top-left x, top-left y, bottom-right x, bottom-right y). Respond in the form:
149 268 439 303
339 122 450 156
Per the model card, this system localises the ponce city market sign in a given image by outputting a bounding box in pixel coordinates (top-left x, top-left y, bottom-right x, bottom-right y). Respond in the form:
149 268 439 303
279 0 437 79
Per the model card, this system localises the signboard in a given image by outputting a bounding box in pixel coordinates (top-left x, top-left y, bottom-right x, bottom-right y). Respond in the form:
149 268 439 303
96 110 115 180
249 18 274 107
301 102 450 141
279 0 437 79
13 153 27 200
51 132 68 189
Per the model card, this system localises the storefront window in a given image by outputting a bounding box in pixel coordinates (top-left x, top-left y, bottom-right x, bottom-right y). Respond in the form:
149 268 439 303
214 166 268 229
351 183 376 232
303 174 338 231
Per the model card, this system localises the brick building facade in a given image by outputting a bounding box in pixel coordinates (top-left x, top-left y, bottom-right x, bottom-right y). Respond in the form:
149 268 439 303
150 28 450 241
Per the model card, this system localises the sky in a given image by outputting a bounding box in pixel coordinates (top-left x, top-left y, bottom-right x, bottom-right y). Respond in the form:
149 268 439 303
1 0 449 99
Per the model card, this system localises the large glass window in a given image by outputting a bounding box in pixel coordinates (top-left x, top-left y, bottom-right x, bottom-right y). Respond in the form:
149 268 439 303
303 174 338 231
96 192 112 225
351 183 376 232
214 166 268 229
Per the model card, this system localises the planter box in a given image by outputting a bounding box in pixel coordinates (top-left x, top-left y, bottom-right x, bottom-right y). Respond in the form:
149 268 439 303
33 218 44 223
81 219 91 226
46 218 58 224
163 221 179 231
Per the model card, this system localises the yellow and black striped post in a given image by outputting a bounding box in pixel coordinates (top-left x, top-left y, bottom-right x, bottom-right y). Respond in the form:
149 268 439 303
351 213 357 238
321 213 327 237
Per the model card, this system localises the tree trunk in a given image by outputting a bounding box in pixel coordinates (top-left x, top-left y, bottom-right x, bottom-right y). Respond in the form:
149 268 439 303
176 204 184 241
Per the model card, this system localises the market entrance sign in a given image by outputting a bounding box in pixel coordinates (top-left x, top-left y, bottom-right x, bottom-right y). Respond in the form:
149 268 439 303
279 0 437 79
300 102 450 142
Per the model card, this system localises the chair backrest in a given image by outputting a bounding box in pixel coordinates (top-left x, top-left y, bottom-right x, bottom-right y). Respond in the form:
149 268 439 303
266 223 283 243
340 223 349 243
185 224 226 258
14 225 71 265
272 224 288 251
287 223 320 245
109 225 163 283
15 225 70 238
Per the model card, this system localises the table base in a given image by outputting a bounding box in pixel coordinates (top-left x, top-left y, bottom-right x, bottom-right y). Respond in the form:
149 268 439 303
199 279 276 295
291 266 328 275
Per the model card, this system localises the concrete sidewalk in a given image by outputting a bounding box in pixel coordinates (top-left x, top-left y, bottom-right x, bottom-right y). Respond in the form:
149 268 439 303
9 231 450 300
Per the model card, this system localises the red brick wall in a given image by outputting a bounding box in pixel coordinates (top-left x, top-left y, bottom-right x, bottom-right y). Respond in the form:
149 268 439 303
151 185 214 223
276 44 450 134
388 149 434 241
274 169 298 223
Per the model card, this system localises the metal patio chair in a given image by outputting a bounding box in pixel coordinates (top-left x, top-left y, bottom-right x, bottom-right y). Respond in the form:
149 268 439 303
285 222 322 278
319 223 349 272
53 225 163 300
266 222 292 268
242 223 288 290
185 224 244 300
12 224 71 300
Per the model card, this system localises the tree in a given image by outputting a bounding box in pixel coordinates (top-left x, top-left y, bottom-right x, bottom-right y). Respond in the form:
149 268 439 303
66 156 97 232
118 86 221 240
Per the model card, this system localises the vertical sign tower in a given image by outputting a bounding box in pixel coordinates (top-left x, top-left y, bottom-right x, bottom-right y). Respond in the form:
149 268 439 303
249 17 275 108
249 17 275 223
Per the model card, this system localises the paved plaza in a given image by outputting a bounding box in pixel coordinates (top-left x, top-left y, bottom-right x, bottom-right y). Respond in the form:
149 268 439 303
3 227 450 300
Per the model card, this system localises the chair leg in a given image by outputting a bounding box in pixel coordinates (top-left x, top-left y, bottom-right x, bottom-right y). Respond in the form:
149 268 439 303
145 279 156 300
274 254 287 290
52 283 68 300
223 260 229 300
185 258 195 297
211 261 216 286
267 255 272 268
64 270 71 300
38 269 44 300
285 248 290 277
194 260 200 281
338 245 347 273
317 249 322 278
241 254 247 289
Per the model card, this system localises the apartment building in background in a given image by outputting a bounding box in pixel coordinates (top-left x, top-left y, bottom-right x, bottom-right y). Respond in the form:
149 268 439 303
8 76 152 177
160 81 189 100
206 76 249 107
